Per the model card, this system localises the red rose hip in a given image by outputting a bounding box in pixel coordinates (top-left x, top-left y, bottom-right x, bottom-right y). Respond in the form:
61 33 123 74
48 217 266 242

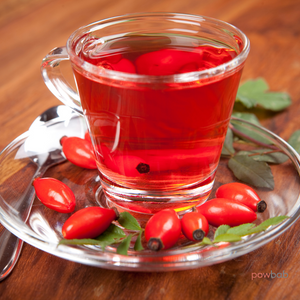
84 130 92 143
60 136 97 169
181 212 209 241
216 182 267 213
196 198 257 227
145 209 181 251
33 177 76 213
62 206 118 239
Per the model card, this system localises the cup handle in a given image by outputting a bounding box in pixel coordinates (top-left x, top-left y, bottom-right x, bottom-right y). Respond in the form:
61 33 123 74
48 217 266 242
41 46 83 115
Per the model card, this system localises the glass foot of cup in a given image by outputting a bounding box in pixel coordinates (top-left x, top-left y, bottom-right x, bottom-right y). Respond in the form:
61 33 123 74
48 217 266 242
96 175 215 215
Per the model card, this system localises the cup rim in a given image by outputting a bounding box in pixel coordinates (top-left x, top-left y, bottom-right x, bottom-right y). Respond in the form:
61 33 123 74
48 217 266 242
66 12 250 83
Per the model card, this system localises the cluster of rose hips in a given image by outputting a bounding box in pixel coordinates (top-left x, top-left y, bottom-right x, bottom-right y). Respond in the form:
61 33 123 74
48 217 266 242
33 132 97 213
33 131 267 252
144 182 266 250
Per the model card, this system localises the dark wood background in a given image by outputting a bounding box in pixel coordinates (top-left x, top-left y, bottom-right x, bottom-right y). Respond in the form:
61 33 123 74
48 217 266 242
1 0 300 299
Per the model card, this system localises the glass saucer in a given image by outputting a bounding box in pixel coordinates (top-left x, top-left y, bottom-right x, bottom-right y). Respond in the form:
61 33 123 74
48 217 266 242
0 114 300 272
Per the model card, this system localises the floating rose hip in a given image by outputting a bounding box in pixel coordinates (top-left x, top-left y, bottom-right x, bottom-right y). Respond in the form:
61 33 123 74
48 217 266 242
196 198 257 227
33 177 76 213
60 136 97 169
145 209 181 251
216 182 267 213
62 206 118 239
181 212 209 241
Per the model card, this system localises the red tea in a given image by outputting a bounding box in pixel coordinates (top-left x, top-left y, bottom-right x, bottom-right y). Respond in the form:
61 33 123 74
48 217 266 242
72 34 242 192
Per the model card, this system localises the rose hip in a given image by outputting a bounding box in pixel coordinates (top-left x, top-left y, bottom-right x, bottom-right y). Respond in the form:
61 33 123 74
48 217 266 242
62 206 118 239
84 130 92 143
33 177 76 213
216 182 267 213
60 136 97 169
136 49 201 75
196 198 257 227
181 212 209 241
145 209 181 251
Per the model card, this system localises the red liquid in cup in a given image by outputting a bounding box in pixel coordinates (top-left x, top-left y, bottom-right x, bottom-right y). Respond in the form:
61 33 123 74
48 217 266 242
72 35 242 194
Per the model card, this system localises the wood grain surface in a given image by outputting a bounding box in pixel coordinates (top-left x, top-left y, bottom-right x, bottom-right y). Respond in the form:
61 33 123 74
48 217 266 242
1 0 300 299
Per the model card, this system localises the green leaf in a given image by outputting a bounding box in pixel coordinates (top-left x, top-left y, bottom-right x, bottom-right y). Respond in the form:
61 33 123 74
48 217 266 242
214 225 231 239
240 78 269 92
254 92 292 111
58 238 111 250
186 237 214 248
236 78 269 108
246 216 289 235
259 215 289 228
236 149 288 164
226 223 256 236
221 127 235 155
117 234 132 255
231 114 271 144
201 237 213 245
236 78 291 111
181 236 213 249
96 224 126 243
134 231 144 251
118 212 142 231
232 112 261 125
213 233 242 243
228 155 274 189
288 130 300 154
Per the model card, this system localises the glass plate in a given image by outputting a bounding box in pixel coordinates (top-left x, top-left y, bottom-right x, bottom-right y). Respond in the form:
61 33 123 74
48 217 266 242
1 113 300 272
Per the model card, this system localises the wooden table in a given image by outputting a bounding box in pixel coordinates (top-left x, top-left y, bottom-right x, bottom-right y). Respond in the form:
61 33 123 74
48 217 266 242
1 0 300 299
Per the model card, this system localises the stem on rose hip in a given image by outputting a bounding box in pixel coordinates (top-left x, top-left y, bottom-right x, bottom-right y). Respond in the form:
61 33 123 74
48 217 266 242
247 149 283 157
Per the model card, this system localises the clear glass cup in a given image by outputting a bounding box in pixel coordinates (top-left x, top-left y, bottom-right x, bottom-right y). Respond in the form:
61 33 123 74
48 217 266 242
41 12 250 214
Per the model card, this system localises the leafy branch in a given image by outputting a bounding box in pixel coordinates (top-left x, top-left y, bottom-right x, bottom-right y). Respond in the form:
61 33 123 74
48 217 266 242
184 215 289 248
220 78 298 189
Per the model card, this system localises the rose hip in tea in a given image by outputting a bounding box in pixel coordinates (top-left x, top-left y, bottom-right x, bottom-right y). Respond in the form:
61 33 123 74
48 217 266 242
73 34 242 193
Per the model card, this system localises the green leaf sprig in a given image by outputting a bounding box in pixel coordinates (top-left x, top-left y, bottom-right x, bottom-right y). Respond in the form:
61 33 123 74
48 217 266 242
185 215 289 248
221 78 296 188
